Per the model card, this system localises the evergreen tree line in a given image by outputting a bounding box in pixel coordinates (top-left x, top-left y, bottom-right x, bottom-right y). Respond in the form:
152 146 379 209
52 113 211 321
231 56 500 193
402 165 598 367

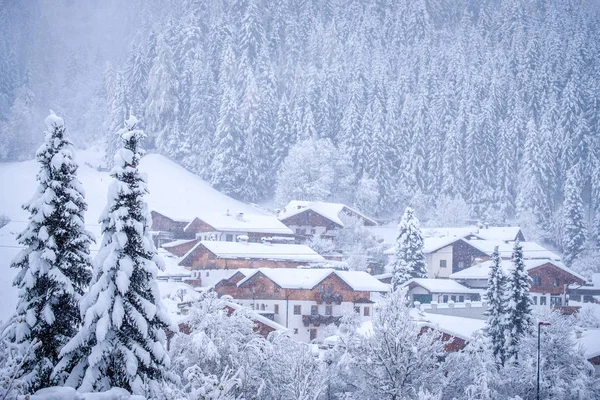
1 1 598 264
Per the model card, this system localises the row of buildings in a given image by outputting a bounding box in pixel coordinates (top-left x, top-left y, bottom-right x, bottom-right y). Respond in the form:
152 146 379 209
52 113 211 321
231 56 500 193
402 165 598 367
152 199 599 348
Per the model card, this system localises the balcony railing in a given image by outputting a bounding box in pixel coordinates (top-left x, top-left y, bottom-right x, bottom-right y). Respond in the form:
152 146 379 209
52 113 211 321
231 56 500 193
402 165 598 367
316 292 343 305
302 314 342 327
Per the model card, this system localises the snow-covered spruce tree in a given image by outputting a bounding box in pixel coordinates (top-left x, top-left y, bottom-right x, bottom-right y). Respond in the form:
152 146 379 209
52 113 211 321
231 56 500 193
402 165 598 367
484 247 506 365
167 291 264 399
346 288 445 399
2 112 93 393
55 115 172 395
561 166 587 266
390 207 427 290
503 240 533 362
499 309 597 399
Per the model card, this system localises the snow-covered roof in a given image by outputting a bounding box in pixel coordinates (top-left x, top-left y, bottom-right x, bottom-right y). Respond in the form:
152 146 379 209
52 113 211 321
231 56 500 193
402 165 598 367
449 258 586 282
278 200 376 227
183 212 293 235
157 249 192 277
472 226 523 241
577 329 600 360
411 309 486 341
225 301 288 332
404 278 479 294
466 239 560 261
422 227 475 239
373 225 523 246
236 268 389 292
422 225 522 242
183 241 326 263
161 239 197 249
357 310 485 342
383 236 464 255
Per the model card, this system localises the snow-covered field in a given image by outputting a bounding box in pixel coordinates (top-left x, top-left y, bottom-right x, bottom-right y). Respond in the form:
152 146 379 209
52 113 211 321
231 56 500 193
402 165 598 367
0 148 273 323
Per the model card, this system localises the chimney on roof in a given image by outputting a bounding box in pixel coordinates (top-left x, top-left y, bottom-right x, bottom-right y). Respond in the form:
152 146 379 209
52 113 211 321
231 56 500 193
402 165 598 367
236 212 244 221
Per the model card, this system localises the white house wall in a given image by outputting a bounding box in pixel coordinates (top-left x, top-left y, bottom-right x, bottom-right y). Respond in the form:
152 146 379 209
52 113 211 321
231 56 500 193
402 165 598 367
233 298 372 343
426 245 453 278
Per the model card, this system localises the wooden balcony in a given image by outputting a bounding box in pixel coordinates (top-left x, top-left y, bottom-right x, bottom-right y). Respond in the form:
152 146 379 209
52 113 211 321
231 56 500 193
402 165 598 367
302 314 342 327
315 291 343 305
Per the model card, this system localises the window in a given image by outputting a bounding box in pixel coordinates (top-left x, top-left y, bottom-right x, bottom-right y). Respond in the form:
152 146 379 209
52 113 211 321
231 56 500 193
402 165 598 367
260 304 266 311
293 328 298 334
553 278 560 287
413 294 433 304
540 296 547 305
458 261 465 269
532 276 542 287
451 295 456 302
440 260 447 268
294 305 301 315
311 228 316 235
443 295 449 303
296 228 302 234
309 329 317 341
458 296 464 303
325 305 332 316
311 305 318 315
532 296 538 305
364 307 370 317
551 296 562 306
274 304 279 314
206 271 209 277
354 306 360 314
225 234 233 242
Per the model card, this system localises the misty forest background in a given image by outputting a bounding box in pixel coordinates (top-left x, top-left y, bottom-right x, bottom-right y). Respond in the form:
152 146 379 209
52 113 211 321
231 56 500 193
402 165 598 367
1 0 600 268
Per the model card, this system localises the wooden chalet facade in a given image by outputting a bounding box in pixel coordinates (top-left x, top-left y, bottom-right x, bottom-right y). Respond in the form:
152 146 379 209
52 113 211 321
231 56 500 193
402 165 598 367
215 268 388 343
528 262 587 306
151 210 294 248
165 240 326 287
450 259 586 307
278 201 377 240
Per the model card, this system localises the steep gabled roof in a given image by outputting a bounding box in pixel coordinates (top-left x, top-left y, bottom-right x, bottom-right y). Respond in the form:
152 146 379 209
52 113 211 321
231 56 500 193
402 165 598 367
179 241 326 265
465 240 560 260
236 268 389 292
384 236 467 255
449 259 586 282
183 212 293 235
279 200 377 227
404 278 480 294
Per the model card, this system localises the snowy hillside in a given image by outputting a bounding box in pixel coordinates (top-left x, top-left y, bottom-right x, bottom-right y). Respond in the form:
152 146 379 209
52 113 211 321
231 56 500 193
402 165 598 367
0 149 274 323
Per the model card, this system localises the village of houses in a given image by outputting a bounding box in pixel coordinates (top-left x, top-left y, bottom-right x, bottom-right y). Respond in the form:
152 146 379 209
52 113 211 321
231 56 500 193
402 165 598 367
149 187 600 374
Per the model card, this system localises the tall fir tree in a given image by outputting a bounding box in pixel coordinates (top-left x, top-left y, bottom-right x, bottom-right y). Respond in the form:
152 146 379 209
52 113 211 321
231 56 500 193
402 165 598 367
145 35 179 150
484 247 506 365
390 207 427 290
3 112 92 392
503 240 533 362
55 116 172 395
561 166 587 266
105 72 129 168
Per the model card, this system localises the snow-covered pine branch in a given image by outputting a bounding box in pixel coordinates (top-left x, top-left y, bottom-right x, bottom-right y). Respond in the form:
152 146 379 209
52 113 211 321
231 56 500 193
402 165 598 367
389 207 427 290
2 112 92 393
55 115 173 396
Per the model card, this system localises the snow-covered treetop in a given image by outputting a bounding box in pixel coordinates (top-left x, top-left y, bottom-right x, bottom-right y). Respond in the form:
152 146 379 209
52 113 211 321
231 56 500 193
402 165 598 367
44 110 64 130
125 114 138 130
